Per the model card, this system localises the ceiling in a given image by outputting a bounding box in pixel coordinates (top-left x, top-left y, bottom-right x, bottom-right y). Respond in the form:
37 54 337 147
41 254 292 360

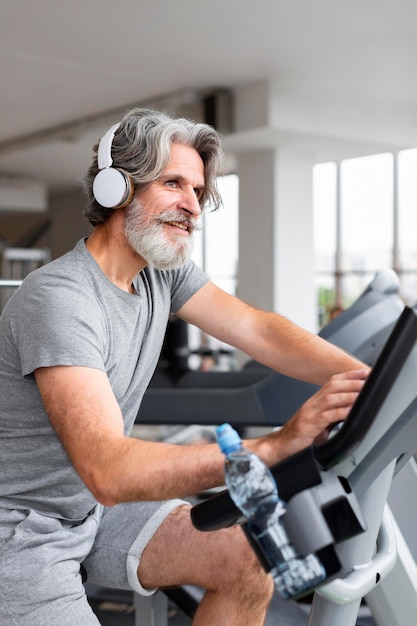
1 0 417 197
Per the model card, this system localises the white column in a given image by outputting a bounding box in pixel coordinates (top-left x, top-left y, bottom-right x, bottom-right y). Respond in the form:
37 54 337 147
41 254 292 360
273 148 316 331
228 80 317 335
237 147 317 333
237 149 275 313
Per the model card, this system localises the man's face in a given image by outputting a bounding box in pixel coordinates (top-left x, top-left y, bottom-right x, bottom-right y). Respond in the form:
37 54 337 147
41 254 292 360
125 143 205 270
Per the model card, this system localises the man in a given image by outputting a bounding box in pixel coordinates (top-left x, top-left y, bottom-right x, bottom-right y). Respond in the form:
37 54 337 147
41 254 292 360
0 108 368 625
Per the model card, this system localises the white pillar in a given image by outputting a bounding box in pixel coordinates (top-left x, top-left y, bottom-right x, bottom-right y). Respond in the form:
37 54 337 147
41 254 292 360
273 148 316 331
237 147 316 333
229 80 317 335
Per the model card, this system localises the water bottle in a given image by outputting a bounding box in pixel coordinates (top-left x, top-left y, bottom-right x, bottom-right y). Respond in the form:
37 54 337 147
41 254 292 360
216 423 326 599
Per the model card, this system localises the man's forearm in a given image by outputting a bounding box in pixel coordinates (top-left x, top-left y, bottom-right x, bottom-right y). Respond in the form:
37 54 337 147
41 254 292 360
245 310 367 386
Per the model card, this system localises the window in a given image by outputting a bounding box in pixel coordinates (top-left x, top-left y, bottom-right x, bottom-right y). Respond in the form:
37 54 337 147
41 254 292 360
194 173 239 296
189 174 239 367
314 149 417 327
340 153 394 306
313 162 337 326
398 148 417 304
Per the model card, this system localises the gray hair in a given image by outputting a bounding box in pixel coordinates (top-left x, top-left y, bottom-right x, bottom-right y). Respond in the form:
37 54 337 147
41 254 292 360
83 108 226 226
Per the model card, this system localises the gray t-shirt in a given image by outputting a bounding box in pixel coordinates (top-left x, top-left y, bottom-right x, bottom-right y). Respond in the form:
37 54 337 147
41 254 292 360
0 239 208 520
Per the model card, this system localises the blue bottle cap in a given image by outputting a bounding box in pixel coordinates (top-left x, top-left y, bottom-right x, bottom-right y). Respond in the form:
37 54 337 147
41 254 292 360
216 423 242 455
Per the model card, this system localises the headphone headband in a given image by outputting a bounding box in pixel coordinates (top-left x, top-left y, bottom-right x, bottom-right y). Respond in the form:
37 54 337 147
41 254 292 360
97 123 121 170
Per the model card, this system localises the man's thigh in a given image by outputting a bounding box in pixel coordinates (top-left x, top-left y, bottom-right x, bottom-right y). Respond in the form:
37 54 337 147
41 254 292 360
82 498 187 595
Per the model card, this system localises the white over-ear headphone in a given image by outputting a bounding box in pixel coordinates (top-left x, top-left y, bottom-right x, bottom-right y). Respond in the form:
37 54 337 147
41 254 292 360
92 123 134 209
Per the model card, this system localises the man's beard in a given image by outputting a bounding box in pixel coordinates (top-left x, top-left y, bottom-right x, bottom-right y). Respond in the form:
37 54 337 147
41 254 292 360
125 201 201 270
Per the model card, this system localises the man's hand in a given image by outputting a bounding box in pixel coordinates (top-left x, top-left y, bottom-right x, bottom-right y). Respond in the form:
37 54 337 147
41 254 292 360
262 369 369 463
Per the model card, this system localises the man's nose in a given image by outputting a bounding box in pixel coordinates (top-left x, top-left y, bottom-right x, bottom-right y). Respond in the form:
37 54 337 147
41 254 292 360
181 186 202 218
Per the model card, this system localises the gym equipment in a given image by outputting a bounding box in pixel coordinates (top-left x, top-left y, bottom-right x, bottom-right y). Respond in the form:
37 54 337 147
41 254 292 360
191 304 417 626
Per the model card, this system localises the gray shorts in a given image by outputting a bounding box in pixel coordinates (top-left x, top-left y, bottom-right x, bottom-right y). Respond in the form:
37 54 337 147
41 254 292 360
0 498 185 625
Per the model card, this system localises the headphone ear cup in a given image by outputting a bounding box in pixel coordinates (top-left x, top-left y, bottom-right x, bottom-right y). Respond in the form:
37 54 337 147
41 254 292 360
93 167 134 209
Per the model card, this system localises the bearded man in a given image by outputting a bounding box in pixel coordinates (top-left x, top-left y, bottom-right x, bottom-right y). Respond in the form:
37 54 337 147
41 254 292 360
0 108 368 625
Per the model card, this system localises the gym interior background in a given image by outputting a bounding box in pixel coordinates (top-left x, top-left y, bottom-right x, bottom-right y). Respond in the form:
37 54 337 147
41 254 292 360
2 1 417 356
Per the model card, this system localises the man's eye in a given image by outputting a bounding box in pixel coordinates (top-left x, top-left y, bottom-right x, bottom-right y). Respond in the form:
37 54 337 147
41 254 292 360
194 188 202 199
166 180 177 188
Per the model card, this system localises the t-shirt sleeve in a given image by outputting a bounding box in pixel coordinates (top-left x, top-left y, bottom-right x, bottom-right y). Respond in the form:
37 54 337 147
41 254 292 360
168 261 210 313
13 280 107 378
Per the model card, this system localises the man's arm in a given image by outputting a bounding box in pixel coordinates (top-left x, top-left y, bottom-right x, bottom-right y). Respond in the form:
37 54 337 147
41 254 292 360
35 364 367 507
35 365 224 506
176 281 368 385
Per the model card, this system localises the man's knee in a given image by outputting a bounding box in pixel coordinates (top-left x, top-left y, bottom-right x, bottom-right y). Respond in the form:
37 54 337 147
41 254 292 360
138 504 273 605
212 526 274 603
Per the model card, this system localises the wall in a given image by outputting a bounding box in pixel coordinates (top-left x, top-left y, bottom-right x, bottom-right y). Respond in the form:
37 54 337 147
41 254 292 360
0 213 51 249
48 187 92 259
